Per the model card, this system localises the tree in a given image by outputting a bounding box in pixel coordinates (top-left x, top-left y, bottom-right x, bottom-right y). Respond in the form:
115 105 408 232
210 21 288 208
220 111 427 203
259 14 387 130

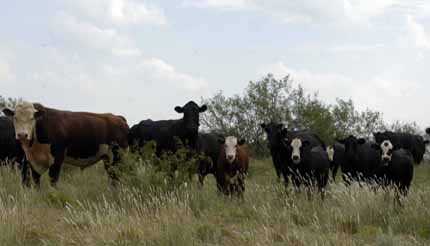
201 74 419 157
0 96 19 115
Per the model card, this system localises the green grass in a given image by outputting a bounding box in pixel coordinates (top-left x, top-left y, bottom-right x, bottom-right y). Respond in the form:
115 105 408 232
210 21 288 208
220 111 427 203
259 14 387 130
0 157 429 246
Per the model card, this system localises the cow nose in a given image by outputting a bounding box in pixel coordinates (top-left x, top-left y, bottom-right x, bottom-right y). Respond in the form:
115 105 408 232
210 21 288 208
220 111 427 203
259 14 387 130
227 155 234 160
382 157 390 162
292 155 299 161
17 133 28 139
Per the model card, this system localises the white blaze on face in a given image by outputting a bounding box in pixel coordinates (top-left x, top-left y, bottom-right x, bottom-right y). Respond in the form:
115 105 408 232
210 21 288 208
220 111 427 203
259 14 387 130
224 136 238 164
291 138 302 164
381 140 393 162
12 101 38 141
327 146 335 162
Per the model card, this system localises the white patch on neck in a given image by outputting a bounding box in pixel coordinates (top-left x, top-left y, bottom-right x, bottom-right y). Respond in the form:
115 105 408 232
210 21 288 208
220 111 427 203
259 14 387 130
381 140 393 161
326 146 335 162
291 138 302 163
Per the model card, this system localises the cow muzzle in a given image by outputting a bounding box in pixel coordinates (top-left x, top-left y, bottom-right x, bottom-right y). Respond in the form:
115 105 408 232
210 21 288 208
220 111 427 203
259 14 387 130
227 155 235 163
292 155 300 164
381 156 391 166
17 133 29 141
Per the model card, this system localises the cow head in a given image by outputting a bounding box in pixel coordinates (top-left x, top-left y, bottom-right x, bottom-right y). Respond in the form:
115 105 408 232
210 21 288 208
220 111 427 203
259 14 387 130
2 101 42 142
326 146 335 162
379 140 394 165
338 135 366 162
260 122 288 149
220 136 245 164
290 138 310 165
175 101 207 135
371 140 394 166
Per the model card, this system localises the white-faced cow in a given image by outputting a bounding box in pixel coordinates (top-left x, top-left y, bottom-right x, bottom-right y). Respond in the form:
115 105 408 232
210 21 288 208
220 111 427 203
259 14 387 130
373 131 428 165
371 140 414 197
3 101 129 188
326 142 346 181
287 136 329 198
129 101 207 156
216 136 249 197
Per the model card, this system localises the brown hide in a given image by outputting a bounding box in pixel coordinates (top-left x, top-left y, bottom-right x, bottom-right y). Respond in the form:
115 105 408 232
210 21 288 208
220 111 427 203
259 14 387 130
33 103 129 159
216 144 249 196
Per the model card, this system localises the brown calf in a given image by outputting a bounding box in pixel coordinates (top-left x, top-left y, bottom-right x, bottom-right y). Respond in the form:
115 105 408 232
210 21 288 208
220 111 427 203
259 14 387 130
216 136 249 196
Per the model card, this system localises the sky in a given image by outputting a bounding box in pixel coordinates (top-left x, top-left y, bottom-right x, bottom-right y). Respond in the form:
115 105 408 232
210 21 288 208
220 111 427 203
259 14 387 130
0 0 429 127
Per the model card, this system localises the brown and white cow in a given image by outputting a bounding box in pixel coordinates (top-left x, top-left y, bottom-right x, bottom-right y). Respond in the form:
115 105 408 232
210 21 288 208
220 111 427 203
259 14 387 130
216 136 249 197
2 101 129 187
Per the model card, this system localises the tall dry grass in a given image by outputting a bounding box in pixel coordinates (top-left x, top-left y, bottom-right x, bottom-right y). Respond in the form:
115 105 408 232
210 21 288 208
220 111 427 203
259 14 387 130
0 156 429 246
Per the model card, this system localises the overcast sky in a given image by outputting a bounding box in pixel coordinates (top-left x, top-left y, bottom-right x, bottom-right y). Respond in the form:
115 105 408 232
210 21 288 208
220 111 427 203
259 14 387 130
1 0 429 127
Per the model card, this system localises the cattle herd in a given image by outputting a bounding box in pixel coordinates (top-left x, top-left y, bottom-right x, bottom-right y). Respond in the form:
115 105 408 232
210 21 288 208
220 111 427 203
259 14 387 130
0 100 429 200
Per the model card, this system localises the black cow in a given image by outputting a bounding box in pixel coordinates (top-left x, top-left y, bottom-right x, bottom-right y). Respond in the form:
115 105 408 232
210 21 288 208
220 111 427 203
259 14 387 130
338 135 379 184
260 122 289 184
0 117 27 184
129 101 207 156
373 131 427 165
326 142 346 181
286 135 329 198
371 140 414 196
196 132 223 186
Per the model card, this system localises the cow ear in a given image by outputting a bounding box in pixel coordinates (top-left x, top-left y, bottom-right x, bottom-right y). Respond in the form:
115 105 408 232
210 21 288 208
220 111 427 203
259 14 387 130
281 128 288 136
217 136 225 144
199 105 207 113
302 140 310 147
238 139 246 145
174 106 184 113
357 138 366 145
260 123 267 130
34 110 43 120
371 143 381 151
2 108 14 117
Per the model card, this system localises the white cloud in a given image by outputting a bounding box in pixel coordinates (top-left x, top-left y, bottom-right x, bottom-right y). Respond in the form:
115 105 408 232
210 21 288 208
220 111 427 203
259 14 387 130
110 0 167 25
259 61 426 126
0 59 15 82
405 15 430 49
53 12 135 53
182 0 251 10
184 0 402 25
62 0 167 27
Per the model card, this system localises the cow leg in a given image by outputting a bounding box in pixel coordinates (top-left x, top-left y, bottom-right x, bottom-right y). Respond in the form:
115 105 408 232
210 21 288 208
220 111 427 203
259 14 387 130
20 159 31 187
104 144 121 187
48 154 65 188
30 167 41 189
198 173 206 188
332 162 339 182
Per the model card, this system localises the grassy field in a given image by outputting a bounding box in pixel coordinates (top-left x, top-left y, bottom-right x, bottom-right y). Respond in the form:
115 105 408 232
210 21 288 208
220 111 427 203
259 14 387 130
0 157 430 246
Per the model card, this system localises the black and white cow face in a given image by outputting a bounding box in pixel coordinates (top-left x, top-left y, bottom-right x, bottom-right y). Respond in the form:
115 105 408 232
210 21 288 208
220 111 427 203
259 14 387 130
2 101 41 142
290 138 310 165
380 140 394 165
175 101 207 135
326 146 335 162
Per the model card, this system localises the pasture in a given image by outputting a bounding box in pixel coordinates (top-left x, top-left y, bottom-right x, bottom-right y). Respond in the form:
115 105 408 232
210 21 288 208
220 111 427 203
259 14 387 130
0 156 430 246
